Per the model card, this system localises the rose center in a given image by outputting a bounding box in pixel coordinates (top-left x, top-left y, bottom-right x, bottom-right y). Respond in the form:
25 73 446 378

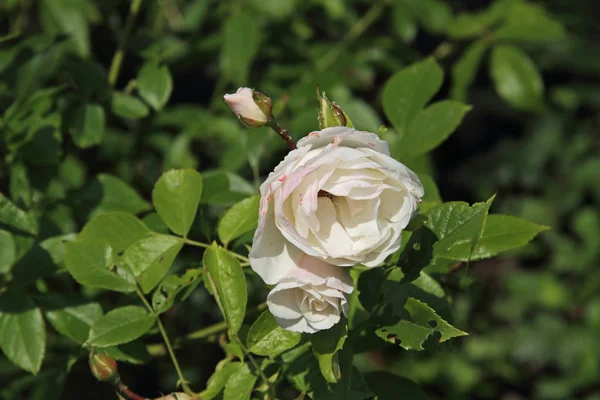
317 190 335 199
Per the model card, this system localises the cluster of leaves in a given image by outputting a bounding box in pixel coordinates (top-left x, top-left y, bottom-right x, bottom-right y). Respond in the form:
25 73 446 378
0 0 576 398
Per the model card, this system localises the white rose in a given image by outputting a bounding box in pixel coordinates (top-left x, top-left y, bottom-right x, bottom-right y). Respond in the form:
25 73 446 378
223 87 269 127
249 126 424 285
266 255 353 333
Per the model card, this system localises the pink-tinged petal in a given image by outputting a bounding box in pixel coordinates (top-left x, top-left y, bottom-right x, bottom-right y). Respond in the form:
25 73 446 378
297 127 390 156
282 255 354 293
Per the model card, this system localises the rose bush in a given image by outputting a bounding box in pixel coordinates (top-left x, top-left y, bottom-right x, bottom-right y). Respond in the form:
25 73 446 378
249 126 424 331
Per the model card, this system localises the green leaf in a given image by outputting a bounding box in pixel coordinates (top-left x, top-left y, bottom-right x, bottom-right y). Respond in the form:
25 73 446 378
137 62 173 111
142 212 170 234
398 226 437 280
0 193 37 235
382 58 443 137
446 13 487 39
490 45 544 111
87 306 155 347
103 340 152 365
218 195 260 246
79 211 151 253
0 291 45 374
441 214 549 261
201 170 256 207
78 174 151 218
0 230 16 274
39 0 91 57
152 169 203 237
426 195 495 259
121 234 184 293
364 371 427 400
311 321 348 383
11 234 76 287
200 361 243 400
152 268 203 314
223 363 258 400
64 240 136 293
451 40 488 101
203 244 247 334
40 294 103 344
376 298 466 350
221 12 260 86
111 92 150 119
402 100 471 156
494 3 566 43
69 103 105 148
247 310 302 357
405 0 453 33
392 3 417 42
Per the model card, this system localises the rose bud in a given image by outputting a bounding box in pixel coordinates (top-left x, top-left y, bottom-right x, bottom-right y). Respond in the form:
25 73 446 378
224 87 272 128
89 351 119 384
317 88 348 129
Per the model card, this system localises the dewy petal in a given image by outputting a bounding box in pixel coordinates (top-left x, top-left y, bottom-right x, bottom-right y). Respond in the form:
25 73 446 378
297 127 390 156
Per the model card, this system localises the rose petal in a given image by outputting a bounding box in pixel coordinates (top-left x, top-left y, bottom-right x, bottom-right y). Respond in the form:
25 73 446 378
297 127 390 156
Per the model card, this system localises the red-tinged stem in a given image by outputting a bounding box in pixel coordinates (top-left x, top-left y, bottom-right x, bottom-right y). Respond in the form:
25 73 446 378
267 119 296 150
117 382 148 400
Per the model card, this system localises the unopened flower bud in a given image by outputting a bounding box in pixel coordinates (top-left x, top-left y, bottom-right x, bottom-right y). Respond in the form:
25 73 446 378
224 87 272 128
89 351 119 384
317 88 349 129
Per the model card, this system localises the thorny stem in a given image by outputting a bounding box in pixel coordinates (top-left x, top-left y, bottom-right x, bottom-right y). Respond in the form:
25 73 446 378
266 119 297 150
136 286 194 395
183 238 250 263
108 0 143 87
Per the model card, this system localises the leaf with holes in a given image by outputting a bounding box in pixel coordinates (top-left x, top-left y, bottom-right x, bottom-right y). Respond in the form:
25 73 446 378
376 297 466 351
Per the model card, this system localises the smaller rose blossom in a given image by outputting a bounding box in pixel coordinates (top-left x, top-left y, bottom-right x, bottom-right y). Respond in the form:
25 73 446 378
266 255 353 333
224 87 270 128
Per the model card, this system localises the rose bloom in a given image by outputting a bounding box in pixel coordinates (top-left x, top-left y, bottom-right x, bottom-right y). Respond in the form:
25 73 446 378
267 256 353 333
223 87 268 127
249 127 424 332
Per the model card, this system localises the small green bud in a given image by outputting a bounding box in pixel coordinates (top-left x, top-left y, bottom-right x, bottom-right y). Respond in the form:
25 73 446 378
89 351 119 384
317 87 347 129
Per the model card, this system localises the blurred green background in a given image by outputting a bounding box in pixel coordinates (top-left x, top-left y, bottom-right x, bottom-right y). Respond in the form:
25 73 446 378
1 0 599 399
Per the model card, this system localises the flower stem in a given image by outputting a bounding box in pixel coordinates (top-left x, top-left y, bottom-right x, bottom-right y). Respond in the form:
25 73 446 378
117 381 149 400
266 119 296 150
183 238 250 263
108 0 143 87
234 336 276 400
136 286 193 395
313 0 388 75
